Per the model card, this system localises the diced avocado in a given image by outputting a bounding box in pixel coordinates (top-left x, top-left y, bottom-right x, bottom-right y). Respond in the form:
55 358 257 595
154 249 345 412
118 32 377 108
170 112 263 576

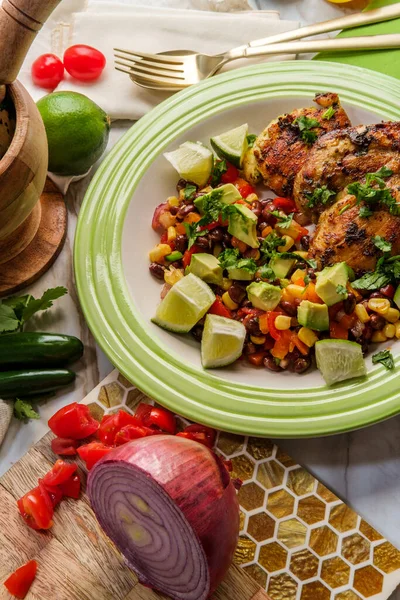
269 256 296 279
187 253 223 285
247 282 282 311
394 284 400 309
228 204 259 248
194 183 242 214
227 266 255 281
315 262 349 307
298 300 329 331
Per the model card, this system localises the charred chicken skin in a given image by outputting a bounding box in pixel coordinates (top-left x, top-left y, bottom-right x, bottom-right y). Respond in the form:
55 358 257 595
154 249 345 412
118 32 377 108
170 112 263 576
243 92 351 196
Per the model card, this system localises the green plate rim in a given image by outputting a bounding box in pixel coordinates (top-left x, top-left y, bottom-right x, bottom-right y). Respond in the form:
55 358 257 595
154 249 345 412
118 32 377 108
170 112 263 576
74 60 400 438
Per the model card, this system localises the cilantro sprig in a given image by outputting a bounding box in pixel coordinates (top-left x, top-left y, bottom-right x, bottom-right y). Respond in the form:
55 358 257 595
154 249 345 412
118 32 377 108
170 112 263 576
305 186 336 209
210 160 227 187
373 236 392 254
184 222 207 250
372 349 395 370
271 211 294 229
293 116 321 145
217 248 257 275
0 287 68 334
14 398 40 421
348 166 399 215
352 255 400 291
246 134 257 148
322 106 335 120
336 284 348 296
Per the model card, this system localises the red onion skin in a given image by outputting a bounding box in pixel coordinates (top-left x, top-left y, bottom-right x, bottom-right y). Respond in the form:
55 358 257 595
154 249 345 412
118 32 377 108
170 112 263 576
89 435 239 597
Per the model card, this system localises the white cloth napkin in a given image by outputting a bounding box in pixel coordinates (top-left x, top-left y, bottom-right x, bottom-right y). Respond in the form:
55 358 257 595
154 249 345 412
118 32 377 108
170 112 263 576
19 1 299 121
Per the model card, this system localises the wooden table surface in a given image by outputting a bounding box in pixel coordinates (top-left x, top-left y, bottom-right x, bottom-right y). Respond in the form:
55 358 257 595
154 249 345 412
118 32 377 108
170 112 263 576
0 430 270 600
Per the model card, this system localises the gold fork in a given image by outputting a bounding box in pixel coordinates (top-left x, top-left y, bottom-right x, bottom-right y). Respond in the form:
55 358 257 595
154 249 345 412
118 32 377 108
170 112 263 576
114 3 400 91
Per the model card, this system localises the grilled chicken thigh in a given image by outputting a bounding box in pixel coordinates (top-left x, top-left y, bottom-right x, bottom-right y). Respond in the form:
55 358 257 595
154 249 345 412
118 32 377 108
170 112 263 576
309 175 400 273
242 92 351 196
294 122 400 219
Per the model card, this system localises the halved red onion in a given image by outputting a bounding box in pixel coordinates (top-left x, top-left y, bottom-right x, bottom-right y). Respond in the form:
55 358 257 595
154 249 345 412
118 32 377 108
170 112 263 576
88 435 239 600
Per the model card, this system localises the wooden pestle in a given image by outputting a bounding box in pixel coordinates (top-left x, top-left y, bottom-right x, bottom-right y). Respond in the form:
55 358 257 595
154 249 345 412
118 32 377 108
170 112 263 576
0 0 62 87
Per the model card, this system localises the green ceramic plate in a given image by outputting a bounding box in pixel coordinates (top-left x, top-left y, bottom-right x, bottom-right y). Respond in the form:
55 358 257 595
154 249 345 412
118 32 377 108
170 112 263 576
75 61 400 438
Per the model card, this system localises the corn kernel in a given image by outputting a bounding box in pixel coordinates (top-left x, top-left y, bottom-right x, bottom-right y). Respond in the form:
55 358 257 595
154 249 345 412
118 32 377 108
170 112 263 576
371 330 387 343
221 278 232 291
298 327 318 348
275 315 292 330
167 195 179 207
395 321 400 339
164 267 184 286
277 235 294 252
149 244 172 262
167 226 177 243
368 298 390 314
213 243 223 258
179 189 186 200
384 307 400 323
222 292 239 310
286 284 306 300
250 335 266 345
245 193 259 204
291 269 307 284
383 323 396 338
355 303 370 323
261 225 273 238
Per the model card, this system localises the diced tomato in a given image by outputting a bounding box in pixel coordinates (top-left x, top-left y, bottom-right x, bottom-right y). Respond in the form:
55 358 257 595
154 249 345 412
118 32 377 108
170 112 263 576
247 351 266 367
182 245 203 269
273 197 298 214
233 178 255 198
271 330 292 360
380 284 395 298
17 487 54 530
4 560 37 599
267 311 282 341
292 334 309 356
330 321 349 340
77 442 112 470
220 162 239 184
199 221 219 231
209 297 232 319
48 403 99 440
152 202 169 233
258 313 269 334
98 410 140 446
339 312 358 330
39 480 63 508
176 222 186 235
294 225 309 241
182 424 216 448
114 424 149 445
304 282 323 304
41 460 77 487
176 428 215 448
135 403 176 434
50 437 79 456
59 474 81 499
238 307 264 318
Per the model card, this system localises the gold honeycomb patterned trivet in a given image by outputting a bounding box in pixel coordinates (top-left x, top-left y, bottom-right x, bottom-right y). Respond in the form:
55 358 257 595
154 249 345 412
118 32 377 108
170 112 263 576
82 370 400 600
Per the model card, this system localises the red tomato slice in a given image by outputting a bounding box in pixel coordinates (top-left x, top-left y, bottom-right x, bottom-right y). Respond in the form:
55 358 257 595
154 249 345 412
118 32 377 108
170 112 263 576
135 403 176 434
183 424 216 448
273 197 298 214
77 442 112 470
17 487 54 530
50 437 79 456
233 177 255 198
39 480 63 508
176 431 211 447
97 410 141 445
220 162 239 184
48 403 99 440
41 460 77 487
59 474 81 499
208 297 232 319
114 424 149 446
4 560 38 599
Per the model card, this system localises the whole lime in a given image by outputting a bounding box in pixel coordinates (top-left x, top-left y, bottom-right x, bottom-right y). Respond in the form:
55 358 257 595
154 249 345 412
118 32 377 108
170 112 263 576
37 91 110 175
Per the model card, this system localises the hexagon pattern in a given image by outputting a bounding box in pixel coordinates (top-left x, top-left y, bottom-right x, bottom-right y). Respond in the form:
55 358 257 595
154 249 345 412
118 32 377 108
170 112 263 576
83 371 400 600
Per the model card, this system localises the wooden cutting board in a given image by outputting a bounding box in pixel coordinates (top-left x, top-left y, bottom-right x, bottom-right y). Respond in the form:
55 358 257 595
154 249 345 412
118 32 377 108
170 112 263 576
0 429 270 600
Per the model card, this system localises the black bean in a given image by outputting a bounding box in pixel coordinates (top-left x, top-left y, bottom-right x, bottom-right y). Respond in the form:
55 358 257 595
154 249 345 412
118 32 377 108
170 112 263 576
350 320 365 339
263 355 281 372
176 178 188 192
244 248 259 260
258 221 268 232
251 201 262 217
244 342 257 355
149 263 165 280
169 261 182 269
208 227 224 243
262 206 277 224
369 291 384 299
343 293 356 315
280 301 297 317
241 299 253 308
369 314 386 330
174 235 187 253
259 199 270 208
196 236 210 250
221 232 232 248
177 204 195 218
191 325 203 342
307 269 317 281
362 324 373 341
228 284 246 304
245 317 262 336
169 205 179 216
361 340 369 356
300 235 310 250
293 357 311 374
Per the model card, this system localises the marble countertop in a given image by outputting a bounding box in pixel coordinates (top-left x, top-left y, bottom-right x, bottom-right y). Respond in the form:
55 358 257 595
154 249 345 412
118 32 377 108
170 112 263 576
2 2 400 591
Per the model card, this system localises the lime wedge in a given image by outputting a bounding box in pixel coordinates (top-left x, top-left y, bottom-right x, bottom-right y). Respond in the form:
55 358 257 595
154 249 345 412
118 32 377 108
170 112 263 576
210 123 249 168
201 314 246 368
164 141 213 187
152 273 215 333
315 339 367 386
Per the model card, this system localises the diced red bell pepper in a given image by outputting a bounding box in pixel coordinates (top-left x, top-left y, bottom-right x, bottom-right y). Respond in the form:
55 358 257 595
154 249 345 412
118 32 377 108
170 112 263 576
273 197 298 214
182 424 216 448
294 224 309 241
339 312 358 330
160 231 176 250
247 351 266 367
51 437 79 456
135 403 176 434
233 177 255 198
220 162 239 184
4 560 38 599
267 311 282 341
48 403 99 440
182 245 203 269
209 297 232 319
271 330 293 360
330 321 349 340
77 441 112 470
59 474 81 499
238 306 264 319
292 334 309 356
17 487 54 530
199 221 219 232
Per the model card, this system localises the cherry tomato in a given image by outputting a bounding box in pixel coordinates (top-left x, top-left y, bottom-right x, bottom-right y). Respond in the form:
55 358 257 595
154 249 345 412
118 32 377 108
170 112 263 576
273 197 298 214
31 53 64 90
183 424 216 448
59 474 81 499
98 410 140 445
77 441 112 470
220 162 239 184
17 487 54 530
208 297 232 319
135 403 176 434
4 560 38 599
63 44 106 82
233 178 255 198
114 424 149 446
48 403 99 440
39 480 63 508
51 437 79 456
41 460 77 487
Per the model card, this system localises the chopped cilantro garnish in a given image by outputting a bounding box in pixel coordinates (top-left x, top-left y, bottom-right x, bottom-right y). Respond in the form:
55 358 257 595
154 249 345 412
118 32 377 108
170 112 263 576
336 284 347 296
183 184 197 201
260 233 284 258
293 116 320 145
184 222 207 250
359 205 373 218
210 159 227 187
236 258 258 274
271 211 294 229
246 134 257 148
372 349 395 370
258 264 275 280
278 252 317 269
217 248 240 270
373 235 392 254
305 186 336 209
322 106 335 120
347 166 399 215
352 255 400 290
